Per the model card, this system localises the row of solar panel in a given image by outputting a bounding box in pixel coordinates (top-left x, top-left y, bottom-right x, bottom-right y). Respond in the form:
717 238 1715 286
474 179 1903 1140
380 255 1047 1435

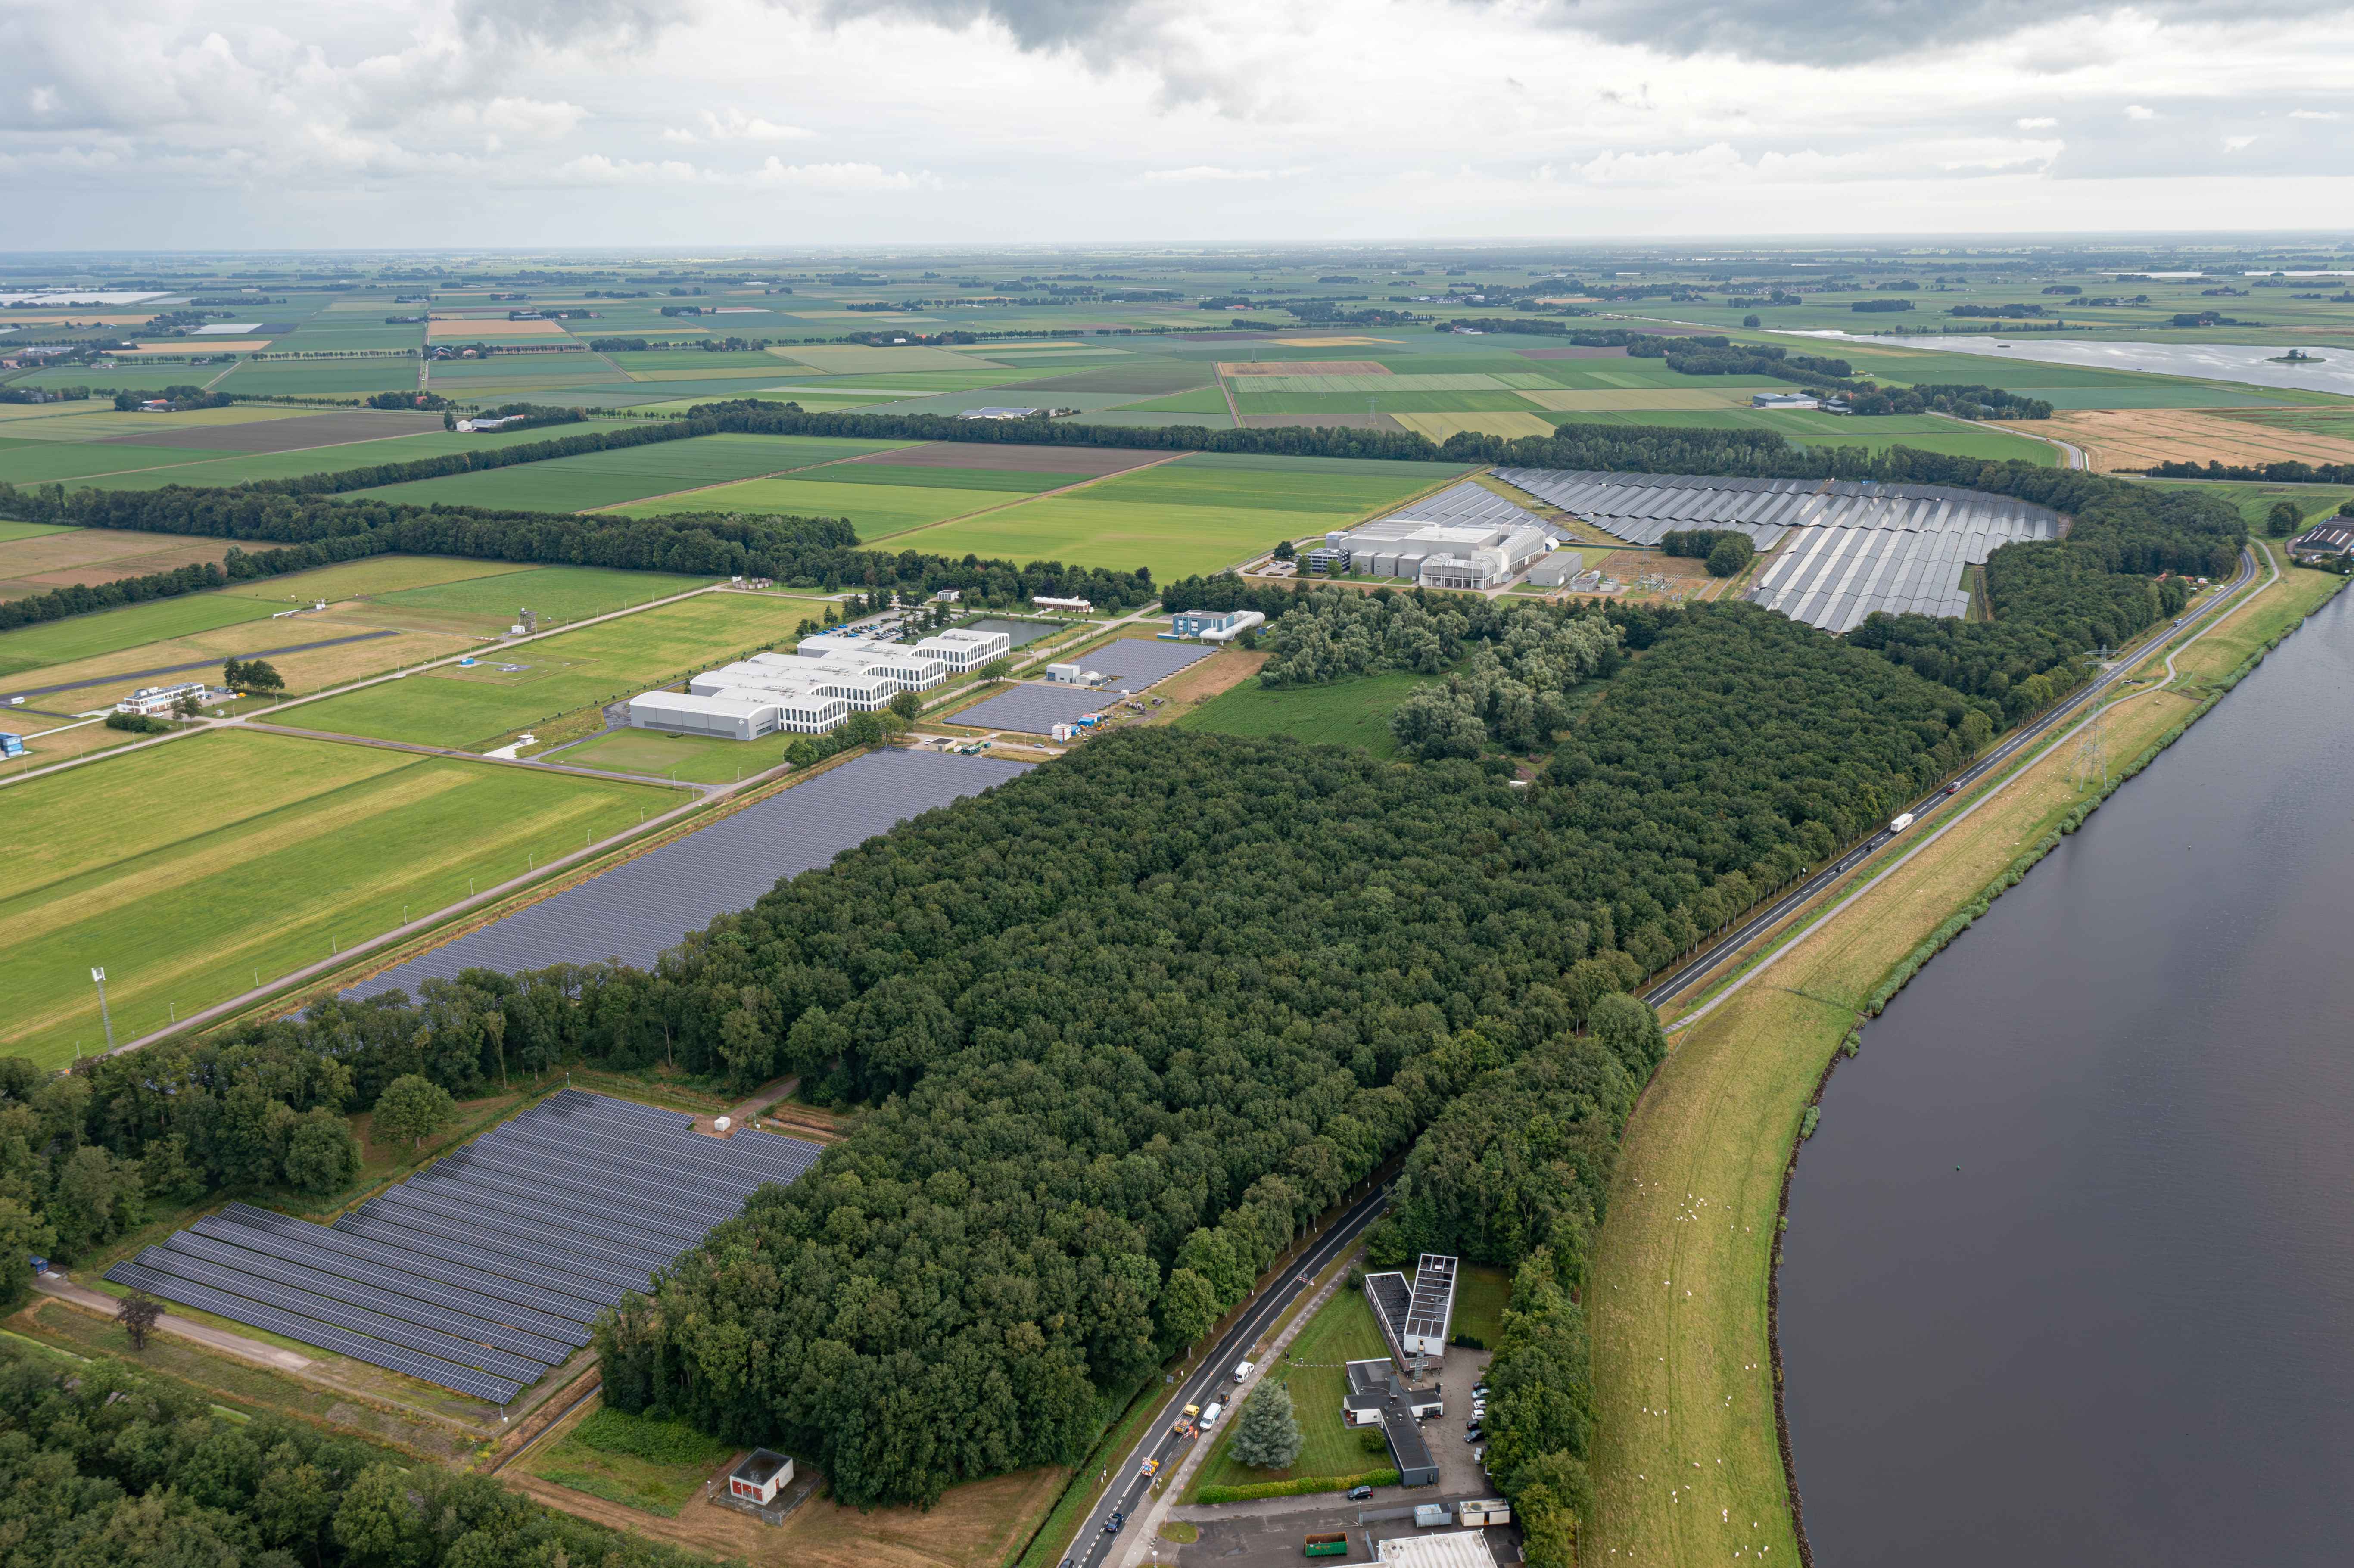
109 1260 524 1405
106 1092 830 1402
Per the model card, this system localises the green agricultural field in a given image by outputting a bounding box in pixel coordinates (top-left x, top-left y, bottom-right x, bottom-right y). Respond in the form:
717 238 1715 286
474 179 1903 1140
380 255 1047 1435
1186 1287 1394 1498
0 521 68 543
349 432 908 512
0 728 682 1066
358 564 726 633
1174 669 1431 759
882 451 1471 578
217 554 537 605
612 475 1013 539
290 590 807 748
216 359 424 396
1119 387 1230 414
0 444 232 485
548 726 782 784
69 422 604 492
766 461 1070 495
1235 390 1536 415
0 593 282 680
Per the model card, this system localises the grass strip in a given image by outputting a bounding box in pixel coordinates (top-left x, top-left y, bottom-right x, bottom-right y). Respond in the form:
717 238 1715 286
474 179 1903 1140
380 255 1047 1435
1195 1469 1400 1506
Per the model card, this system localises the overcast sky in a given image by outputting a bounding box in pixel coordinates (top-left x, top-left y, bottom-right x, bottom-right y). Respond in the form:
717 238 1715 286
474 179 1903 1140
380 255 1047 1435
5 0 2352 251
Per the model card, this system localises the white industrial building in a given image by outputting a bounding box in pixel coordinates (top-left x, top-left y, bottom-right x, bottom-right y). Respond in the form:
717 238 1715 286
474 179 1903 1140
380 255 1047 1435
1306 482 1554 591
1166 607 1266 642
800 626 1011 674
624 690 785 741
1523 549 1586 588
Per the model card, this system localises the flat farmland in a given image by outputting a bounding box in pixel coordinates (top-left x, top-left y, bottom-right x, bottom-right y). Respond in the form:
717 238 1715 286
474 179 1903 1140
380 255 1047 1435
2007 407 2354 472
352 432 908 512
0 729 682 1066
2139 478 2354 532
1393 411 1557 441
1540 407 2062 464
548 726 773 784
0 405 318 442
0 521 69 543
770 344 1002 373
610 474 1015 538
0 591 281 680
290 590 810 748
66 422 599 492
216 359 424 396
1518 387 1750 411
0 442 230 485
0 527 244 599
357 564 757 632
1235 389 1535 415
881 451 1470 578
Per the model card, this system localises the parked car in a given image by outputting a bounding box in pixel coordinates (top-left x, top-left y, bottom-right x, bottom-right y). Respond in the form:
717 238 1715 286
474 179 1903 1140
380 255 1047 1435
1347 1484 1376 1502
1466 1428 1484 1443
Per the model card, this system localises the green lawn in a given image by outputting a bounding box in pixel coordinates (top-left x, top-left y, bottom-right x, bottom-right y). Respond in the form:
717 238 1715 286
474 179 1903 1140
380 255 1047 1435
0 729 682 1065
0 521 69 543
290 591 809 748
216 359 424 395
1186 1288 1393 1497
349 432 906 512
523 1406 737 1518
1450 1266 1512 1353
0 592 281 679
0 443 229 485
1175 669 1434 759
550 726 784 784
217 554 538 604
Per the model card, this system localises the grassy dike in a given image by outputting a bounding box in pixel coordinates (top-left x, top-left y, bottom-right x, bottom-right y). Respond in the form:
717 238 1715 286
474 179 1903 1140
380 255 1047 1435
1584 541 2345 1567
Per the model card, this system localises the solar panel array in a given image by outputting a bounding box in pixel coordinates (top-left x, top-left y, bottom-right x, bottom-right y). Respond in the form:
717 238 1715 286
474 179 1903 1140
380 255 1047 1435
1068 637 1216 692
1491 469 2061 552
106 1090 824 1403
1747 524 1974 632
953 682 1113 734
345 749 1029 1002
1377 479 1550 531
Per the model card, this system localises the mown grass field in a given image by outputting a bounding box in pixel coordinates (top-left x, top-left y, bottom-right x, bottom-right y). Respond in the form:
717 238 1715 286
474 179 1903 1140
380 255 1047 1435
0 592 280 679
611 473 1016 538
1586 544 2346 1567
1174 668 1431 759
882 452 1469 579
0 521 69 542
0 729 682 1065
66 422 592 492
218 554 537 604
547 726 778 783
1186 1286 1392 1497
357 563 723 632
349 432 906 512
290 590 806 748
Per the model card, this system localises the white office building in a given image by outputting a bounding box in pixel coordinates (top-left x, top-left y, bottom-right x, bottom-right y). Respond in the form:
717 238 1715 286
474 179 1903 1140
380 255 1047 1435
626 689 783 741
912 626 1013 671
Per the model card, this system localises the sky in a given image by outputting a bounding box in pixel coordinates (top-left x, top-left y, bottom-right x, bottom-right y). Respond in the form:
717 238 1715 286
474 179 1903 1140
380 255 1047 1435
4 0 2353 250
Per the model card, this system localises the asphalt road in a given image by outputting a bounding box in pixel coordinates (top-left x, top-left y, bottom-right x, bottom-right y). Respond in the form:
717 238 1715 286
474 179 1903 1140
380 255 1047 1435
1068 1182 1395 1568
1644 544 2259 1011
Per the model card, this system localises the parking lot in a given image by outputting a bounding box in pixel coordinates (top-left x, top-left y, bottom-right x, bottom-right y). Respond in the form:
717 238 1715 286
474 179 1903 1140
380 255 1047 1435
1168 1493 1521 1567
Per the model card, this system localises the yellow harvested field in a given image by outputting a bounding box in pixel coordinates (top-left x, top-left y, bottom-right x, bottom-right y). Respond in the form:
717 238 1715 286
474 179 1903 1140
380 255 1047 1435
2002 408 2354 472
1391 411 1556 441
1517 387 1747 411
426 316 571 339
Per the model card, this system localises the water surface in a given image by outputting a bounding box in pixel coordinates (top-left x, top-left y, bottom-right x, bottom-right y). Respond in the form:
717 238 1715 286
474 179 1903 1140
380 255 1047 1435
1778 332 2354 398
1781 588 2354 1565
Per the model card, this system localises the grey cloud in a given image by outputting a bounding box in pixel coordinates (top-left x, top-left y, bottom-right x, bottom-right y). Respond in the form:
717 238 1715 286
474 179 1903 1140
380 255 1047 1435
1514 0 2354 65
457 0 694 47
813 0 1154 52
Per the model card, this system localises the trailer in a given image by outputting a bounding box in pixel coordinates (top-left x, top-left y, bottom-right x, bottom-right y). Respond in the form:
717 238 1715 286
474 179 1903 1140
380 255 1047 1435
1889 812 1916 832
1303 1532 1349 1557
1457 1498 1511 1526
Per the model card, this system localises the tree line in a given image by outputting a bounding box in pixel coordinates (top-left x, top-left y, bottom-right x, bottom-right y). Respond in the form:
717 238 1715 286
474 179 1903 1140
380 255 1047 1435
2142 457 2354 485
1659 528 1757 576
0 482 1157 631
0 1344 710 1568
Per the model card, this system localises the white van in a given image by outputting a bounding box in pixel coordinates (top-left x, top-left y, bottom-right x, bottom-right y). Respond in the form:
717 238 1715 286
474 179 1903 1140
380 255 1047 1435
1233 1360 1255 1384
1199 1400 1224 1428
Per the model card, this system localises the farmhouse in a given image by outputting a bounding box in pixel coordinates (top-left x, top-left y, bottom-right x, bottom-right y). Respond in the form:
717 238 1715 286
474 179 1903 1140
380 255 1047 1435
2290 519 2354 560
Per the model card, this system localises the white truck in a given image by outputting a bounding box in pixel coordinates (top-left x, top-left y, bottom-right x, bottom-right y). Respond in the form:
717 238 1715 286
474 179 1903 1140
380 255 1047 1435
1889 812 1916 833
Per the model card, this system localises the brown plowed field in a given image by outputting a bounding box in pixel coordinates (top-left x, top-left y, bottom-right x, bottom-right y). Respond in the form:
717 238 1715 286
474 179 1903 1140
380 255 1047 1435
841 442 1169 476
1219 360 1391 376
2002 408 2354 472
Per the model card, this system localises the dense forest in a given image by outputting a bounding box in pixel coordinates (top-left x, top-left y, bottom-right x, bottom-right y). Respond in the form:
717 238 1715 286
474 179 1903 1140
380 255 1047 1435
0 1346 705 1568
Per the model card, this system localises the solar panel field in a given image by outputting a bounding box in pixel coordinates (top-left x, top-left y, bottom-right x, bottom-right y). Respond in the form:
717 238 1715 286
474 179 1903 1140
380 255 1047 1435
108 1091 824 1403
0 730 684 1066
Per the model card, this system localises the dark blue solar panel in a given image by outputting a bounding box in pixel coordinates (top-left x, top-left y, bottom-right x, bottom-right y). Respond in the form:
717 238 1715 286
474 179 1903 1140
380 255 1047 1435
345 750 1029 1000
212 1206 604 1325
106 1260 521 1404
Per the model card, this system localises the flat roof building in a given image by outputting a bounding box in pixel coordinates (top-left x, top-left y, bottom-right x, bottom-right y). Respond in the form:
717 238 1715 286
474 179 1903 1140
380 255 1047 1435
729 1450 795 1506
1342 1360 1441 1488
1316 482 1553 590
1377 1531 1498 1568
915 626 1013 670
115 681 211 718
1524 550 1585 588
1366 1254 1458 1368
627 690 782 741
1168 607 1266 642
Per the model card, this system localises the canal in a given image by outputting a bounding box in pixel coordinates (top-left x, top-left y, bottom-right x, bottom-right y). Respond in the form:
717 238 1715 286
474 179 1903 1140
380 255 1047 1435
1780 587 2354 1565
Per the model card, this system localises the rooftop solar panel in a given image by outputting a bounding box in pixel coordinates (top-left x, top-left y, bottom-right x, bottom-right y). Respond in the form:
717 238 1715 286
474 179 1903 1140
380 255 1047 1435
345 750 1030 1002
